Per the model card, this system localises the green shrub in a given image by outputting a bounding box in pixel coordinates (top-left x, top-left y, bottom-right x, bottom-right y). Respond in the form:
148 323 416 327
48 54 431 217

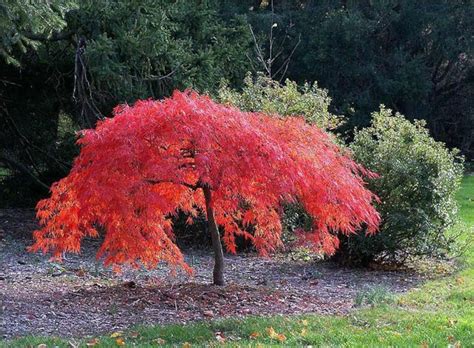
217 72 344 130
338 107 464 265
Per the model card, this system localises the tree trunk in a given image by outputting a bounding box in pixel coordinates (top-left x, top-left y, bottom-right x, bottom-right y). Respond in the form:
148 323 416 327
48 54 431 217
203 185 225 286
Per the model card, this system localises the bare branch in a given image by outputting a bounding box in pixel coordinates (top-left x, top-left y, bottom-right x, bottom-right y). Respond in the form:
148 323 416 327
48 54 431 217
141 67 178 82
275 33 301 82
0 151 50 190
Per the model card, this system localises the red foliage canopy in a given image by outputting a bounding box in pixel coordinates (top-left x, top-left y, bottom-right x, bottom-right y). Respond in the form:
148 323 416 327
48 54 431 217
31 91 380 273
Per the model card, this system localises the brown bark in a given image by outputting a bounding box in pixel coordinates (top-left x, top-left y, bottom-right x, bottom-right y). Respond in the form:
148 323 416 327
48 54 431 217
203 185 225 286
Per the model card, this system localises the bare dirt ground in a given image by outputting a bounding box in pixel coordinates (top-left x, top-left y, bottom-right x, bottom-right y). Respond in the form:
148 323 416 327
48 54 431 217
0 209 423 339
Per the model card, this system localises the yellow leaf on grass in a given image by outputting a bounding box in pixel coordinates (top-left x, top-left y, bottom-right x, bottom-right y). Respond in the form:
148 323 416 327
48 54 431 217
110 331 123 338
300 328 308 337
115 338 125 346
266 327 277 338
266 327 286 342
182 342 191 348
301 319 309 326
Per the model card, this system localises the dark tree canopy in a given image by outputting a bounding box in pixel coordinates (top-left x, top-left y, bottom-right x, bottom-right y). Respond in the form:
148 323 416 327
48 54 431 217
242 0 473 157
0 0 472 206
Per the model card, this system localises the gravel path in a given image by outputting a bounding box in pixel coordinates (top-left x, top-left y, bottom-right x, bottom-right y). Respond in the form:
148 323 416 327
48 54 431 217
0 209 422 339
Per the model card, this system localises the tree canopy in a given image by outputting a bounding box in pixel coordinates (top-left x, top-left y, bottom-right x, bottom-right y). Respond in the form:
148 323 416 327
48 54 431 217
31 91 380 283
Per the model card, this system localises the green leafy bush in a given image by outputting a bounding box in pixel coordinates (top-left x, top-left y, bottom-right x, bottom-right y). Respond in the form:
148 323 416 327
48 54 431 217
217 72 344 130
338 107 464 264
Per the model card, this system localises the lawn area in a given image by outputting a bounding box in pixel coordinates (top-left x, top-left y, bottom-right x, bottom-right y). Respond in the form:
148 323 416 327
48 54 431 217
3 176 473 347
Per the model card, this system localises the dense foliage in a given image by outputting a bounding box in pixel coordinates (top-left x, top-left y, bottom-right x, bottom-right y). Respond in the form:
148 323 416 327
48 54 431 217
0 0 252 206
31 91 380 283
339 107 464 264
1 0 472 207
218 73 344 130
241 0 473 156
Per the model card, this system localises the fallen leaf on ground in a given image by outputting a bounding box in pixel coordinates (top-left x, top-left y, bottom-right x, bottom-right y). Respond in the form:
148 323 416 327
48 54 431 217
266 327 286 342
203 310 214 317
249 332 260 339
115 337 125 346
110 331 123 338
86 338 100 346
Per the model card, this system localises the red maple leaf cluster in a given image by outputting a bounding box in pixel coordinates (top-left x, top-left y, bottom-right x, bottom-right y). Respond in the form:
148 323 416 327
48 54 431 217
31 91 380 274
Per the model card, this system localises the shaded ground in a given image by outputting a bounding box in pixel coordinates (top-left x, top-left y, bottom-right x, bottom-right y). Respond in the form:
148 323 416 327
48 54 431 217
0 209 423 339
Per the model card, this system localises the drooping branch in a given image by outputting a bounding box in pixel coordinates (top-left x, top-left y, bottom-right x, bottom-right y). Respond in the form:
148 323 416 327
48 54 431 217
144 178 200 191
0 150 49 190
23 30 73 42
72 36 104 128
4 110 70 172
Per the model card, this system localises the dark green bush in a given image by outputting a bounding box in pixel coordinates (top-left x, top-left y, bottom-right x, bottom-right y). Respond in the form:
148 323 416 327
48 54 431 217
338 107 464 265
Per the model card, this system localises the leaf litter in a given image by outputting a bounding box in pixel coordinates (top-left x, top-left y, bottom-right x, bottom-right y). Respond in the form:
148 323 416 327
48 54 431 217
1 209 423 338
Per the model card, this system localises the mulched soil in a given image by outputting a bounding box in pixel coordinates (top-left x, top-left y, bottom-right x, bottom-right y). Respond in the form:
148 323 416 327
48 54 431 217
0 209 423 339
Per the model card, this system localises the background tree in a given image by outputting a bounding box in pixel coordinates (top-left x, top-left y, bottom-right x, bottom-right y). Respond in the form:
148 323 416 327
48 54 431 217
31 91 380 285
240 0 474 156
0 0 252 206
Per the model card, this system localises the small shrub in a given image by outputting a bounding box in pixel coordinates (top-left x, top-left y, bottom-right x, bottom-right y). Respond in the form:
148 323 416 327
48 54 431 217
217 72 344 130
354 286 394 307
338 106 464 265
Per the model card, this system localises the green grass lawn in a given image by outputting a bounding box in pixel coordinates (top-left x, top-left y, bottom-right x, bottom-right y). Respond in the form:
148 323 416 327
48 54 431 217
3 176 473 347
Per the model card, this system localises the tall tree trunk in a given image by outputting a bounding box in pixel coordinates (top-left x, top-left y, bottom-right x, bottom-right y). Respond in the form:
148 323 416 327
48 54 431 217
203 185 225 286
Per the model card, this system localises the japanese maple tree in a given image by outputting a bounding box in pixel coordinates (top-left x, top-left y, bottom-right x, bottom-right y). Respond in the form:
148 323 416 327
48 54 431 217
31 90 380 285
